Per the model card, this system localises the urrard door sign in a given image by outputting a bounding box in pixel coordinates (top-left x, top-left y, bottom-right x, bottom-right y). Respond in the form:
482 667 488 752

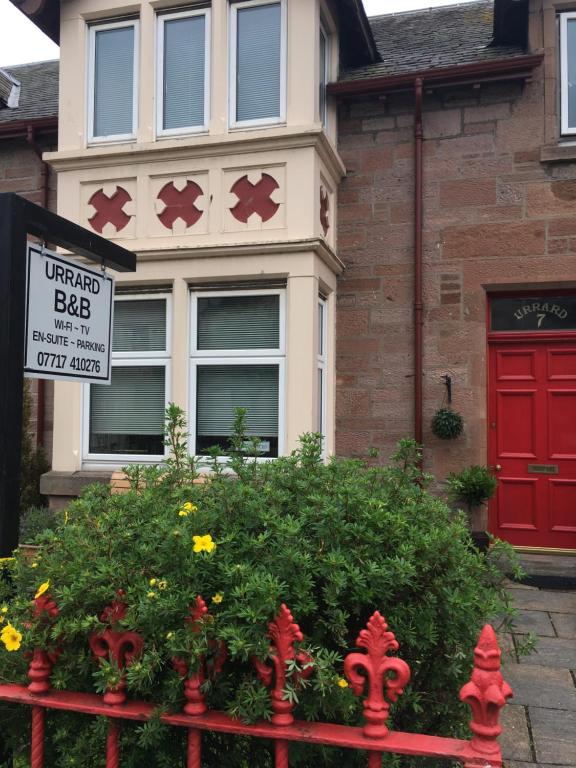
24 243 114 384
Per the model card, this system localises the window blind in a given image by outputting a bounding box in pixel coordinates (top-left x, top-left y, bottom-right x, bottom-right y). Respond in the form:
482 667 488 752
113 299 167 353
319 27 327 126
196 364 279 436
568 19 576 128
90 366 165 435
236 3 281 122
197 295 280 350
163 15 206 130
93 25 135 137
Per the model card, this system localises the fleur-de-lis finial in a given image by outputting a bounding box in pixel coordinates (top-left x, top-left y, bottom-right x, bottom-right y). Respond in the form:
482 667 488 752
460 624 513 758
89 592 143 705
28 594 61 695
343 612 411 738
253 604 313 726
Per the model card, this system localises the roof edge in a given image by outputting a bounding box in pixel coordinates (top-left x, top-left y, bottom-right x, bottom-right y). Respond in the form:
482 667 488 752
337 0 380 68
330 53 544 97
0 115 58 138
9 0 59 44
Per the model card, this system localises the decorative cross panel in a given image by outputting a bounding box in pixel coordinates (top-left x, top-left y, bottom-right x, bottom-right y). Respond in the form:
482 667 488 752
230 173 280 223
156 180 204 232
320 186 330 236
88 186 133 235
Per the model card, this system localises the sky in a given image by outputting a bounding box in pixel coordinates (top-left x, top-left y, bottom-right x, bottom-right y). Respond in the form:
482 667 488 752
0 0 479 68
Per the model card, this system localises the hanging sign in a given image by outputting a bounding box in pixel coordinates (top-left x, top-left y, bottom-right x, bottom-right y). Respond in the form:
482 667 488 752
24 243 114 384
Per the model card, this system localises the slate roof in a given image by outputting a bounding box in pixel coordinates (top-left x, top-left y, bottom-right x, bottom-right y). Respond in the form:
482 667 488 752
341 0 527 82
0 60 58 125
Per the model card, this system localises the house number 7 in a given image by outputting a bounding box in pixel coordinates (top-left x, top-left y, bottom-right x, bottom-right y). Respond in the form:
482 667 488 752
537 313 546 328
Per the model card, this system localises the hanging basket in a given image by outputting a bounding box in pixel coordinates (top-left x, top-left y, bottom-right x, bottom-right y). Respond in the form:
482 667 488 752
431 408 464 440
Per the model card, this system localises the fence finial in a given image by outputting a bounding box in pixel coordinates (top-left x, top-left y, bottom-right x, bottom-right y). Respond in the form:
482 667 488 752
460 624 513 758
343 612 411 738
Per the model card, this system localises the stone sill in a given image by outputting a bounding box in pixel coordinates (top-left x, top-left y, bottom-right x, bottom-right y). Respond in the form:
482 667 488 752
40 470 113 499
540 143 576 163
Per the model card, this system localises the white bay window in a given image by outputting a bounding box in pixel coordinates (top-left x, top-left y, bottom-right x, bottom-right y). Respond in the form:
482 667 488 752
85 296 170 461
88 19 139 143
190 291 285 457
230 0 286 128
560 12 576 135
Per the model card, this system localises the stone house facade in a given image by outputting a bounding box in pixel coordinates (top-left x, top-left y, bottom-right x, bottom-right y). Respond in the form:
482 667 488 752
11 0 576 552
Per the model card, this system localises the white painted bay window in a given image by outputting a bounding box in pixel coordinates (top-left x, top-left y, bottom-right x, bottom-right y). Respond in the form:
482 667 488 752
317 297 327 448
319 23 329 127
85 296 170 461
230 0 286 127
157 8 210 136
190 290 285 457
560 12 576 135
88 19 139 143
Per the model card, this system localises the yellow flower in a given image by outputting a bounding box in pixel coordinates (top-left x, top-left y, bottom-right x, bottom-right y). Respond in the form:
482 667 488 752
0 557 14 567
158 580 168 591
192 534 216 553
1 624 22 652
31 562 38 569
178 502 197 517
1 605 8 614
147 591 157 599
337 678 349 689
212 593 223 605
166 631 174 640
35 581 50 599
149 578 157 587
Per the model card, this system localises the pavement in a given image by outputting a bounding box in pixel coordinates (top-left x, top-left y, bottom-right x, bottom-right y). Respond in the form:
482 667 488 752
499 555 576 768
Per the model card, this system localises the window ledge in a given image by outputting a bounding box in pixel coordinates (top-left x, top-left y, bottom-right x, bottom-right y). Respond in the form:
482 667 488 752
540 143 576 163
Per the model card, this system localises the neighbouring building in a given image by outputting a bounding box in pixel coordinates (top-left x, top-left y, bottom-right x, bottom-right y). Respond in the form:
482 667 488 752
0 59 59 459
11 0 576 553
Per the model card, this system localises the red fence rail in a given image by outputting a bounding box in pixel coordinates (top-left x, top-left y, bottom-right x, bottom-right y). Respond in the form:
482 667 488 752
0 591 513 768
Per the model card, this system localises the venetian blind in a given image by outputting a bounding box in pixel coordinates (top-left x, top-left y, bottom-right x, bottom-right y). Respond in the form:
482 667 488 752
568 19 576 128
197 295 280 350
90 366 165 435
236 3 281 122
163 14 206 130
93 25 135 137
196 365 279 436
113 299 167 353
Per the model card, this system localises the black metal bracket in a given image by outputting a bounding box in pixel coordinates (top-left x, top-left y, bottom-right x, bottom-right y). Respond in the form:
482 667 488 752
442 374 453 405
0 193 136 556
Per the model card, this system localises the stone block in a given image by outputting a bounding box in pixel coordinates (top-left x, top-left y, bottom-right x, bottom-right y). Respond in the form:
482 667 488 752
512 589 576 614
517 636 576 671
500 705 533 762
512 610 556 637
442 222 546 260
440 179 496 208
423 109 462 139
550 613 576 639
502 663 576 711
530 707 576 764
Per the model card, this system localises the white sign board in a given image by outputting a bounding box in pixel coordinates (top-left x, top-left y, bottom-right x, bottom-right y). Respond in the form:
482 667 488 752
24 243 114 384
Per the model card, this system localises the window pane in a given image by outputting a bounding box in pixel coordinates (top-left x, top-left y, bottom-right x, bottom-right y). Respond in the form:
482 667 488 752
163 15 206 130
113 299 167 353
196 364 279 455
236 3 281 122
90 366 165 455
317 367 323 434
94 25 135 137
318 300 325 357
197 295 280 350
319 28 327 126
568 19 576 129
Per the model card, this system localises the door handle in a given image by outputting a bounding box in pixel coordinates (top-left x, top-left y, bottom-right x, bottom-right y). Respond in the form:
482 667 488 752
489 465 502 472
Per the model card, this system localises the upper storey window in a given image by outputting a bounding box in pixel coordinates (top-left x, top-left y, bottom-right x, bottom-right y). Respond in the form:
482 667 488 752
560 13 576 135
88 19 139 143
157 8 210 136
230 0 286 128
319 22 329 127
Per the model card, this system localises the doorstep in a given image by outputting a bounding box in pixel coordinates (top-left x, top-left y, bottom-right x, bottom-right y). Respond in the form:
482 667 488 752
40 470 114 510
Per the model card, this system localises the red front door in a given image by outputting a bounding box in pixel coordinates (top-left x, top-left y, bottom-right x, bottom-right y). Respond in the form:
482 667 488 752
488 340 576 549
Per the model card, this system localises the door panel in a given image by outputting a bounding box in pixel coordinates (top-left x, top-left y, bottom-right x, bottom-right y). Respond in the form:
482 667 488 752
489 340 576 549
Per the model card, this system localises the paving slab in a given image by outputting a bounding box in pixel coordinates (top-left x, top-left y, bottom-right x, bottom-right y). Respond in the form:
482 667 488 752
501 663 576 711
529 706 576 764
501 705 533 763
512 610 556 637
512 590 576 614
498 631 517 659
551 612 576 639
507 762 575 768
517 636 576 671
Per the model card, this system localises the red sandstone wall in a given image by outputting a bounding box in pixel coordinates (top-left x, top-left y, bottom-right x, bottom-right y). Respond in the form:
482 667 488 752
0 138 57 461
336 56 576 480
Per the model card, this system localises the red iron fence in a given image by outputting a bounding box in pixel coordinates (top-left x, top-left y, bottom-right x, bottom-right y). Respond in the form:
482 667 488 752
0 591 513 768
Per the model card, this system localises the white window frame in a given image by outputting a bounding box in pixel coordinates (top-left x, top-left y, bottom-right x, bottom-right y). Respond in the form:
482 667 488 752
156 8 211 138
189 288 286 459
82 293 172 465
229 0 287 130
560 12 576 136
317 296 327 455
87 18 139 145
319 20 330 129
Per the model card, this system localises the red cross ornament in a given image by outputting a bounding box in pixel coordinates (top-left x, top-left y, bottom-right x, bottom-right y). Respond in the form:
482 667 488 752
156 180 204 231
230 173 280 223
88 186 132 234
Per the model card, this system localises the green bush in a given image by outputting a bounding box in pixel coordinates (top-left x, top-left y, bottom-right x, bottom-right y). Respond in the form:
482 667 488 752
0 408 517 768
20 380 50 513
431 408 464 440
446 465 498 512
19 505 58 545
